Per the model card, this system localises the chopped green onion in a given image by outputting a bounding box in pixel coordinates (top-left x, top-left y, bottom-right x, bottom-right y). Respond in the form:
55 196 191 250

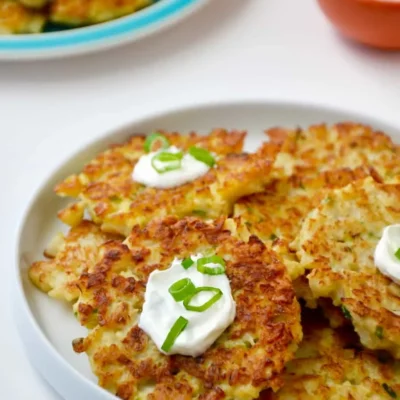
376 326 384 340
270 233 278 241
192 209 207 217
161 316 188 353
383 383 397 399
144 133 170 153
197 255 226 275
109 195 122 203
182 258 194 269
168 278 196 302
341 305 352 320
183 286 223 312
395 248 400 261
188 146 215 167
151 151 183 174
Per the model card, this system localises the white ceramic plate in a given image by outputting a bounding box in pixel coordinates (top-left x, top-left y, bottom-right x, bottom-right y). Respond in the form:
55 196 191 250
14 101 400 400
0 0 209 60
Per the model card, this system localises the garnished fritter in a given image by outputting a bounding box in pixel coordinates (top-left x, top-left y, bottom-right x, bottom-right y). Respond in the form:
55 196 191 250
56 130 273 236
262 310 400 400
29 221 118 302
292 177 400 357
49 0 152 26
0 0 45 33
72 217 302 399
266 123 400 182
234 167 371 280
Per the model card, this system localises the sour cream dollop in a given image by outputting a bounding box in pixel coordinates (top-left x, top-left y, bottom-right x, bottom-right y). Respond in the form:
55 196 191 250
139 254 236 357
132 146 210 189
374 224 400 284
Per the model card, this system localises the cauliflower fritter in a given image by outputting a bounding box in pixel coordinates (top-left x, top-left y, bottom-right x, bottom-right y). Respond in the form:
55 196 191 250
262 310 400 400
49 0 152 26
0 0 45 33
55 130 273 236
29 221 119 302
72 217 302 400
292 177 400 357
234 167 371 280
266 123 400 182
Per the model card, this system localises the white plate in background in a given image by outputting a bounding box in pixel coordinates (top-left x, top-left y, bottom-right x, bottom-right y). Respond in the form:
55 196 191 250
0 0 209 60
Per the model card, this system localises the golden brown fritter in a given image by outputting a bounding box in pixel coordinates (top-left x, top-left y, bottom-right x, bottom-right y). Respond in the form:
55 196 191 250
265 123 400 182
49 0 152 25
29 221 119 302
0 0 45 33
234 167 372 280
56 130 273 236
72 217 302 400
261 310 400 400
292 177 400 358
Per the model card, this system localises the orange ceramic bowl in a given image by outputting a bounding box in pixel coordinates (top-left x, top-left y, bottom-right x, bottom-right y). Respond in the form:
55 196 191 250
318 0 400 49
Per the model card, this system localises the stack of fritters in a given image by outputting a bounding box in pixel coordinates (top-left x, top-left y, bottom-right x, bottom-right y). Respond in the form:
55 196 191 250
29 124 400 399
261 308 400 400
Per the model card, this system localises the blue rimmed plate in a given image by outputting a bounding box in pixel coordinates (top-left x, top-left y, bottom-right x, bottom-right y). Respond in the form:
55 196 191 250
0 0 209 60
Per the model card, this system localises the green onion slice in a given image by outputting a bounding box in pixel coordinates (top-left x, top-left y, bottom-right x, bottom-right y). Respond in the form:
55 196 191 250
376 326 384 340
183 286 223 312
188 146 215 167
341 305 352 320
192 209 207 217
197 255 226 275
182 258 194 269
151 151 183 174
395 248 400 261
144 133 170 153
383 383 397 399
161 316 188 353
168 278 196 302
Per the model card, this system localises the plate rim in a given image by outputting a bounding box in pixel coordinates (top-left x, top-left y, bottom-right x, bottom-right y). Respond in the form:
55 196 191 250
14 99 400 399
0 0 209 60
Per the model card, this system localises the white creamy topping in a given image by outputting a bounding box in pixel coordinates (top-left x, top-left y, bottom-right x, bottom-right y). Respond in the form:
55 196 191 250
374 224 400 284
138 254 236 357
132 146 210 189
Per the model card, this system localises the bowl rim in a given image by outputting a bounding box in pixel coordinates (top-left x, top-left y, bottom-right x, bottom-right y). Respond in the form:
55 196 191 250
0 0 206 54
13 98 400 399
321 0 400 8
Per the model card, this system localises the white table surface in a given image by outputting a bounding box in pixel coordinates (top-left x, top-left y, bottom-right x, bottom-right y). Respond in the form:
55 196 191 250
2 0 400 398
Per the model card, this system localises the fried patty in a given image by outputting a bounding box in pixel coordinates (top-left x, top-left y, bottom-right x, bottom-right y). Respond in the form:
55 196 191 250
56 130 273 236
71 217 302 400
292 177 400 357
234 167 371 280
0 0 45 33
49 0 152 25
29 221 118 302
261 309 400 400
265 123 400 182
